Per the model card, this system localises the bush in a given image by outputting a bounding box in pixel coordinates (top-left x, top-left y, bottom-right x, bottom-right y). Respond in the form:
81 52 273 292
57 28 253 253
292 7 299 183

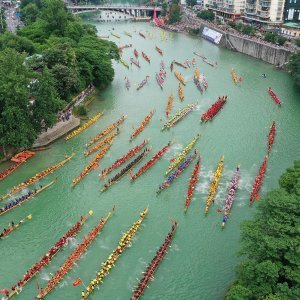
264 32 287 45
74 105 87 116
188 28 200 35
227 21 236 29
295 38 300 47
197 10 215 22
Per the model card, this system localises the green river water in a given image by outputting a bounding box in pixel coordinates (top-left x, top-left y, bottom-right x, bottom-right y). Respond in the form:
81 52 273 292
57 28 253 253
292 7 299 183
1 21 300 300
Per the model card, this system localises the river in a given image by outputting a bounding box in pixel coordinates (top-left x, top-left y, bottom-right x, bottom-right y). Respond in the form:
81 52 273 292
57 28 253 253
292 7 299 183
0 20 300 300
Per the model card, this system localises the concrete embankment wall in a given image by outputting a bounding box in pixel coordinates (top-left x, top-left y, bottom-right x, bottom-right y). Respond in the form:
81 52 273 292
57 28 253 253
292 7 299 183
33 115 80 147
199 24 291 66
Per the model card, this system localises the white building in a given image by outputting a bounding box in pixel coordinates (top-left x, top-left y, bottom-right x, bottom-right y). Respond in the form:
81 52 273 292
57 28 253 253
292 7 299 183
207 0 246 19
244 0 285 25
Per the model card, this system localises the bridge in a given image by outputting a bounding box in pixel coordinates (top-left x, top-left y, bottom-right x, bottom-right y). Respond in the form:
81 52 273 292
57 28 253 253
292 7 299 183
67 4 161 18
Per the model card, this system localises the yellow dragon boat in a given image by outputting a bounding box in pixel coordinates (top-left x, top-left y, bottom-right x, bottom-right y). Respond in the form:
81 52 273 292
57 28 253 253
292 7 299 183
166 134 200 175
204 155 225 214
65 112 104 141
120 58 129 69
166 94 173 117
111 32 120 39
178 83 184 101
195 67 200 81
0 153 74 202
231 68 240 84
81 208 148 299
174 70 186 85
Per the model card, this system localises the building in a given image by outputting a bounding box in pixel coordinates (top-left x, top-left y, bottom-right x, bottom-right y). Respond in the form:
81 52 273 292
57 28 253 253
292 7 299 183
284 0 300 23
244 0 285 25
281 22 300 37
207 0 245 20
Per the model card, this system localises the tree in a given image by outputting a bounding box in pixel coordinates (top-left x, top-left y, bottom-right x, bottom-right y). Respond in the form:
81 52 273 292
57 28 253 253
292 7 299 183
0 7 7 34
0 49 36 150
295 38 300 47
226 161 300 300
21 3 40 25
288 51 300 90
197 10 215 22
168 3 182 24
0 32 35 54
161 1 168 17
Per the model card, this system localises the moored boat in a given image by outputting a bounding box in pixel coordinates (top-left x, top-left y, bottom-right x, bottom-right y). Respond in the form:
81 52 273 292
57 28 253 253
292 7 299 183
268 87 282 106
0 214 32 239
131 221 178 300
249 155 268 205
81 209 148 299
184 156 201 213
65 111 104 141
36 209 113 299
130 142 172 181
100 140 148 179
166 134 200 175
221 165 240 228
7 211 94 298
130 110 155 141
204 156 225 214
200 96 227 122
157 151 197 194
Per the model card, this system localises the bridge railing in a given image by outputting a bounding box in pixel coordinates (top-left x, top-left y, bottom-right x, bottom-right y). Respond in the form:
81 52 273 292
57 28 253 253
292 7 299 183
67 5 161 10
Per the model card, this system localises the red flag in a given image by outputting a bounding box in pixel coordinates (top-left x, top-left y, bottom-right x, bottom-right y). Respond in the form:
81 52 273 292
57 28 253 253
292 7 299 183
72 278 82 286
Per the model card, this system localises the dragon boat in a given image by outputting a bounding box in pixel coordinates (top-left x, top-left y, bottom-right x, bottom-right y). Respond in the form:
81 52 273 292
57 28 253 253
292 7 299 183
100 140 148 179
0 153 74 202
111 32 120 38
221 165 240 228
134 49 139 58
124 31 132 37
178 83 184 101
249 155 268 205
200 96 227 122
268 121 276 153
125 77 131 90
166 134 200 175
156 73 164 89
155 46 163 55
166 95 173 117
174 70 186 85
130 142 171 181
81 209 148 299
174 61 187 69
130 57 140 68
0 214 32 239
84 130 118 157
142 51 150 63
65 111 104 141
7 212 93 299
0 180 56 217
184 156 201 213
161 104 195 131
36 209 113 299
72 143 112 186
87 115 125 147
268 87 282 106
100 148 151 192
139 32 146 39
157 152 197 194
137 76 150 90
120 58 129 69
195 67 200 81
131 221 177 300
204 155 225 214
231 68 242 84
130 110 155 141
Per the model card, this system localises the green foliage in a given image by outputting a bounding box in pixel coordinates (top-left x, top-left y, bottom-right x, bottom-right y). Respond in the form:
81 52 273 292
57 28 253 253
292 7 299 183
186 0 197 6
295 38 300 47
168 3 182 24
226 161 300 300
0 7 7 34
21 3 39 25
264 32 287 45
229 22 255 36
161 1 168 17
197 10 215 22
189 28 200 35
288 51 300 90
0 32 35 54
73 105 87 116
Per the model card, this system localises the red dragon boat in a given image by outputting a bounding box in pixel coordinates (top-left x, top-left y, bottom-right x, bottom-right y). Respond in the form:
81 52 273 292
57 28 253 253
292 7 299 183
184 155 201 213
155 46 163 56
131 110 155 140
268 87 282 106
268 121 276 153
131 221 178 300
142 51 150 63
200 96 227 122
130 142 171 181
134 49 139 58
249 155 268 205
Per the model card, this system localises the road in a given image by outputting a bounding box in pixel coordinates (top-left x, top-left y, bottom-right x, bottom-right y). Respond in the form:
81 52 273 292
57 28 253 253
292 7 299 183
1 3 21 32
